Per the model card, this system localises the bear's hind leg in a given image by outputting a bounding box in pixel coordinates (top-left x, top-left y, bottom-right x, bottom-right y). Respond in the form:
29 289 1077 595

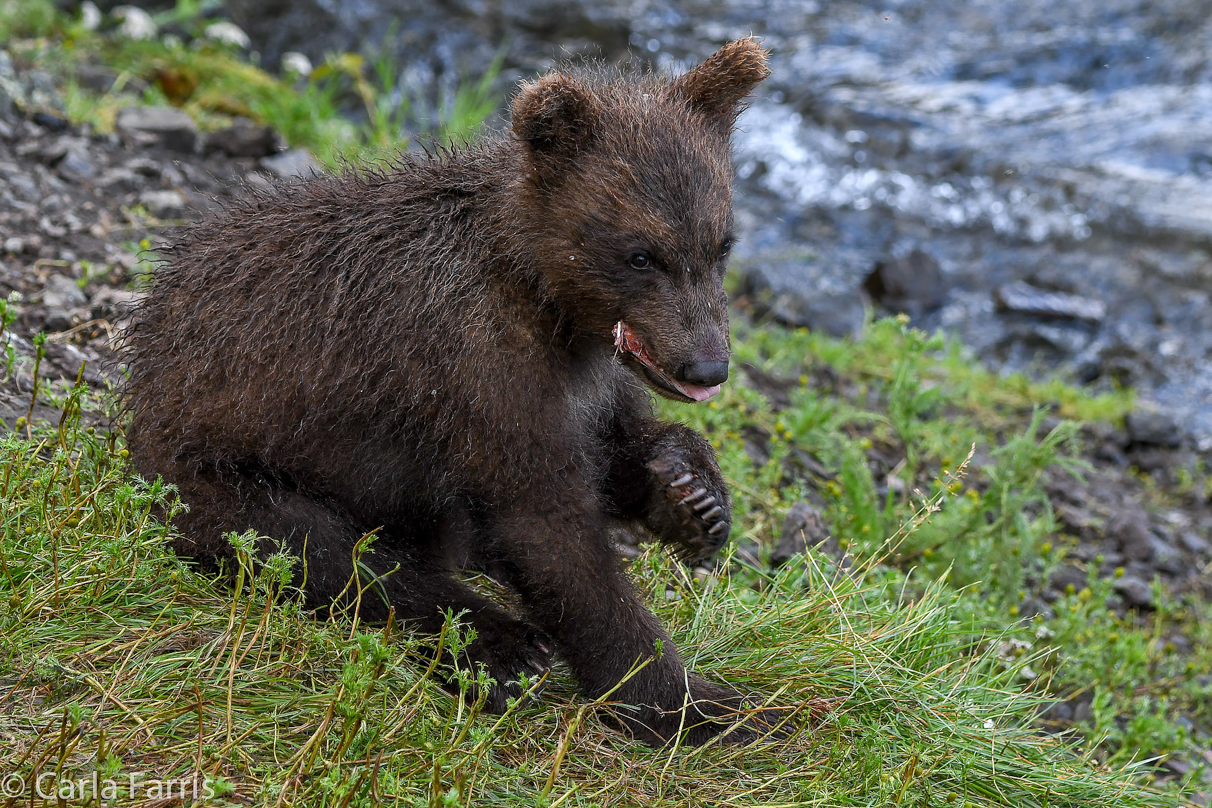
163 463 551 711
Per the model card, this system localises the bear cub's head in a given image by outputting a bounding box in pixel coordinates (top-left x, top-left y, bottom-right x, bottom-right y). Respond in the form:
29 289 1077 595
512 38 769 403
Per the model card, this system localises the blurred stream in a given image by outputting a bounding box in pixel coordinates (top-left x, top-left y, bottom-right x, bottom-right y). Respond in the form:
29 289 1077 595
227 0 1212 445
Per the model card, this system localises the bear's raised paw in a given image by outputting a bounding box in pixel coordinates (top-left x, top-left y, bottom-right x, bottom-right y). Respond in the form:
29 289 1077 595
645 438 732 565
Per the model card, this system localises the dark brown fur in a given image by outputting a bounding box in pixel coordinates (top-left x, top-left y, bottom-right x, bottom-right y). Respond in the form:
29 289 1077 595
125 39 772 746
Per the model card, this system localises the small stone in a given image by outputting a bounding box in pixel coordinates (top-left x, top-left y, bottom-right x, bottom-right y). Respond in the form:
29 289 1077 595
80 2 101 31
57 147 95 181
75 64 117 93
125 157 162 177
1094 438 1128 466
0 50 17 120
204 121 279 158
281 52 313 77
115 106 197 153
3 236 24 255
160 164 186 187
1149 533 1184 575
38 216 67 238
862 247 945 316
1161 758 1192 778
1072 698 1094 724
43 341 103 384
36 137 70 164
738 255 868 338
1054 501 1098 534
96 167 141 192
139 189 188 219
1075 333 1158 387
24 70 66 115
1166 634 1193 654
42 274 88 309
772 502 830 566
994 280 1106 323
1047 564 1086 592
1126 446 1168 474
1125 410 1182 447
1109 510 1153 562
112 251 140 272
203 22 251 49
1113 575 1154 609
733 539 761 567
1178 531 1210 556
113 6 158 40
771 289 865 337
260 148 320 178
7 173 37 201
89 287 143 321
43 307 74 333
32 111 69 132
1042 701 1073 722
1018 598 1052 620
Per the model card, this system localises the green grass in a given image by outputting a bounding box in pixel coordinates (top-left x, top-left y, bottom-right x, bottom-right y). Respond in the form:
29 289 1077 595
1 0 500 164
0 417 1177 807
658 316 1210 792
2 315 1207 806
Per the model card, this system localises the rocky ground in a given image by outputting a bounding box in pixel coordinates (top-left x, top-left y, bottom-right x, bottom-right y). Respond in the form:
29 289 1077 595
750 377 1212 619
1 49 321 426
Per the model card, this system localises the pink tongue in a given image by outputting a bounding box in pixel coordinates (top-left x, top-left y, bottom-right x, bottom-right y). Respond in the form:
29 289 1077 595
678 383 722 402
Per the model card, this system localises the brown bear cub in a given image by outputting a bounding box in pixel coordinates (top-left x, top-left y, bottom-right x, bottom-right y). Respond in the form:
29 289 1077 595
125 39 773 746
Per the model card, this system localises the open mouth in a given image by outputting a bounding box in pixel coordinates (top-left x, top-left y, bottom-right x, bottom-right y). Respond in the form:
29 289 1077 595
612 321 722 403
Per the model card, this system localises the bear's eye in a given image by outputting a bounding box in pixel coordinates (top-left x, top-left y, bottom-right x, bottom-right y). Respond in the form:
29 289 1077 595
718 239 733 260
628 251 654 270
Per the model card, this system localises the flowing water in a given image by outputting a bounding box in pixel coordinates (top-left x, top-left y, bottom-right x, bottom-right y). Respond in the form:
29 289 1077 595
227 0 1212 446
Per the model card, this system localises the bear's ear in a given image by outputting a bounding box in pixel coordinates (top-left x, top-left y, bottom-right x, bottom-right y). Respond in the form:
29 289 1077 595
671 37 770 133
512 73 598 160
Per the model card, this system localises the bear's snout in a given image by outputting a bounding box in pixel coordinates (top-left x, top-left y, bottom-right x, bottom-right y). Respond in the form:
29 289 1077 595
675 360 729 387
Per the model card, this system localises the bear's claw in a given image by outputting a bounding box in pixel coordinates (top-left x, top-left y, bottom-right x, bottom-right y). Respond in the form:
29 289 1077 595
647 447 732 564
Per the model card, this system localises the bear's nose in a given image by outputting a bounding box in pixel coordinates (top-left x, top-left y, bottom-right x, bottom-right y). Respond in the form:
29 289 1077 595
675 360 729 386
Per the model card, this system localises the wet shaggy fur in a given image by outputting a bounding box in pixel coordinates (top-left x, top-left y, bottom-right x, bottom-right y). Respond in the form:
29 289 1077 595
125 39 772 746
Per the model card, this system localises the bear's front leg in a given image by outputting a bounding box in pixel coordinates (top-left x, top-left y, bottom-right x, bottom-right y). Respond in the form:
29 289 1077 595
605 411 732 565
489 496 773 747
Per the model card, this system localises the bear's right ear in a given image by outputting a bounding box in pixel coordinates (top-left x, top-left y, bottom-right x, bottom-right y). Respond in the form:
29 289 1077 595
512 73 598 161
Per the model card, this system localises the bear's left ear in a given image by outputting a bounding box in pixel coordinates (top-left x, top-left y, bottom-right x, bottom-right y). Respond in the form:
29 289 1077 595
671 37 770 133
